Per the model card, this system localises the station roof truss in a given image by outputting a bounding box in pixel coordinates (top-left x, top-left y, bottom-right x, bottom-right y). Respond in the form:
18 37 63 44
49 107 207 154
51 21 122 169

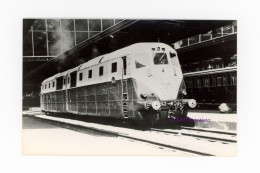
23 19 236 84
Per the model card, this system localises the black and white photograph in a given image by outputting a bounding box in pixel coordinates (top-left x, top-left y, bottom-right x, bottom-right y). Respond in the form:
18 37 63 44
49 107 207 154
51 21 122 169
2 0 260 172
22 19 237 156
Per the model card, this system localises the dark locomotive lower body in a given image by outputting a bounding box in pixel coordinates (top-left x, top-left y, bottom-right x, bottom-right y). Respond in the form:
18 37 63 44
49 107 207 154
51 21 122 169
41 78 196 124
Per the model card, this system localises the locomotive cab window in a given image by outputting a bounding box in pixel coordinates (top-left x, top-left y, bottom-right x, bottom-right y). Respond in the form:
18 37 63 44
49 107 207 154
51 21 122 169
99 66 104 76
153 53 168 65
111 62 117 73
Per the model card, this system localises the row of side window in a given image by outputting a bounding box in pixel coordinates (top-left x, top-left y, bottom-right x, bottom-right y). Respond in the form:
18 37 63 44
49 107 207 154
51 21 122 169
78 62 117 81
42 81 55 90
42 62 118 91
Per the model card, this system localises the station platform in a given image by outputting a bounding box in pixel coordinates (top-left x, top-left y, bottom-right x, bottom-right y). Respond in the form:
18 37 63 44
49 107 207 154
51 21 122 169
187 110 237 131
22 108 237 131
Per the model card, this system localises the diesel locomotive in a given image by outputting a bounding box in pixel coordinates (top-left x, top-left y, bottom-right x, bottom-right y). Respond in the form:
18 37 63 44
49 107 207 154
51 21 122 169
40 43 197 124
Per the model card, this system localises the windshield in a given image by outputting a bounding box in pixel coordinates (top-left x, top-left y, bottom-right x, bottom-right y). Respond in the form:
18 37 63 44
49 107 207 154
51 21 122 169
153 53 169 65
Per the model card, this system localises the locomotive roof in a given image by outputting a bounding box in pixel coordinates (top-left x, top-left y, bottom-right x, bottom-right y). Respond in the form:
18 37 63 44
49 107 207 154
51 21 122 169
42 42 174 84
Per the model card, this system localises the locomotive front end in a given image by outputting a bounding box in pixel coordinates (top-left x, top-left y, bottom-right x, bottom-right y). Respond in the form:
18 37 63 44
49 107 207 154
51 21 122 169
132 43 196 124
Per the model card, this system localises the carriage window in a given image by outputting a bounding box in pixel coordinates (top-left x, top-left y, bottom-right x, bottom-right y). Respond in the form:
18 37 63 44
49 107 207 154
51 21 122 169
68 77 70 84
63 78 66 85
204 76 210 87
99 66 103 76
88 70 92 78
45 84 47 89
197 77 202 88
79 73 83 81
211 76 217 87
153 53 168 65
223 75 228 86
49 83 50 88
217 76 223 86
53 81 55 87
111 62 117 73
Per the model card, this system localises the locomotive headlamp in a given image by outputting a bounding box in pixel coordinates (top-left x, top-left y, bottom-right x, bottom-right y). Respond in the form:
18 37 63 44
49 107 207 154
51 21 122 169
188 99 197 108
182 90 187 95
152 101 161 110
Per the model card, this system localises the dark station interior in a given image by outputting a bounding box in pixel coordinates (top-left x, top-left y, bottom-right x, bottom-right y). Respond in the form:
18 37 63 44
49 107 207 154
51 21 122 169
23 19 237 110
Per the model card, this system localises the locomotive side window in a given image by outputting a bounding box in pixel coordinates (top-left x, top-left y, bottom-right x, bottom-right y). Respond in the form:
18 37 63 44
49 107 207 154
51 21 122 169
99 66 104 76
111 62 117 73
153 53 168 65
135 61 145 68
79 72 83 81
88 70 92 78
135 53 149 69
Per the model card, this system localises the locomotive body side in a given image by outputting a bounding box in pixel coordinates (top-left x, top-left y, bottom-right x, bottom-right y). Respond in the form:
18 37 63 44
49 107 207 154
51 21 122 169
40 43 196 124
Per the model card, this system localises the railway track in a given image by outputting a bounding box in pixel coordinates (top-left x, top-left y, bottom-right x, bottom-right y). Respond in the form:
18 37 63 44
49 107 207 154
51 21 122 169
26 114 236 156
150 128 237 143
181 126 237 135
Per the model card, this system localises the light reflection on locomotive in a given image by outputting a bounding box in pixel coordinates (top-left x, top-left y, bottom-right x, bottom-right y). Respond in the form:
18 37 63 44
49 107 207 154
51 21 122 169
40 43 197 124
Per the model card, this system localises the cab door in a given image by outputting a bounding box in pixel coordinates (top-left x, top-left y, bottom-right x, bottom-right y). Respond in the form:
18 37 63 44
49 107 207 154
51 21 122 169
121 56 130 118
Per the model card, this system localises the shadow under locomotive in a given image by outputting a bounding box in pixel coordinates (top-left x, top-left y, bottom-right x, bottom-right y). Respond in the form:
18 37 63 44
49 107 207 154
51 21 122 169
45 111 196 130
